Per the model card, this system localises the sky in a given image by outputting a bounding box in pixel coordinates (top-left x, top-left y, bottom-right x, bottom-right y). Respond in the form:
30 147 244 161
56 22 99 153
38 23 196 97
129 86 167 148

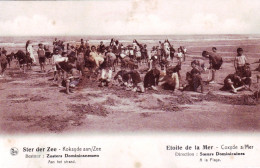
0 0 260 36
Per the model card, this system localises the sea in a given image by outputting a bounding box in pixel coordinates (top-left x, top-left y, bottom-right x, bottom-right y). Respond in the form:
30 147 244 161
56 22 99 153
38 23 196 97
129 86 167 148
1 34 260 59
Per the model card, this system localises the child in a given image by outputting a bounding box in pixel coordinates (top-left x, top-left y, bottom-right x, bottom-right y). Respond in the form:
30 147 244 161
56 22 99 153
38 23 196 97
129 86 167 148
234 47 247 75
129 46 134 59
176 48 183 64
180 46 187 61
89 45 104 71
159 64 181 91
52 49 68 86
114 69 130 86
44 45 52 65
37 43 46 72
182 60 203 93
6 52 14 68
150 46 157 59
120 47 127 59
126 65 145 93
76 51 85 76
99 49 116 87
220 73 245 94
237 63 252 90
144 68 160 91
134 46 142 65
202 50 223 84
0 51 8 77
148 55 158 71
63 67 80 94
156 45 162 62
170 45 175 61
134 39 148 64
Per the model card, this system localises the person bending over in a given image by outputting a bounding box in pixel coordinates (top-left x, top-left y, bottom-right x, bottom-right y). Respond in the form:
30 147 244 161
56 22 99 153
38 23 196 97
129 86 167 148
126 65 145 93
202 50 223 84
220 73 246 94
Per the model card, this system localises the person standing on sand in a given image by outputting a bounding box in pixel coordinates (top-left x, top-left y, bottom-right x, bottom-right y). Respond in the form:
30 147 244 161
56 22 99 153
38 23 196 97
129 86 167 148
180 46 187 61
53 38 58 46
99 48 116 87
44 45 52 65
234 47 247 75
0 51 8 77
202 48 223 84
176 48 183 65
37 43 46 72
52 48 68 86
170 44 175 61
26 40 36 64
112 40 121 65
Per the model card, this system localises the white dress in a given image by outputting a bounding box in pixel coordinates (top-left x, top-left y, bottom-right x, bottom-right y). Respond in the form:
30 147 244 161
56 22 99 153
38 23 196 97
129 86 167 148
27 45 36 63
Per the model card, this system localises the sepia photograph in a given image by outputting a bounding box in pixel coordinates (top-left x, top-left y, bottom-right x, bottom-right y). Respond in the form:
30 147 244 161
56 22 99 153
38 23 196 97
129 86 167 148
0 1 260 167
0 0 259 134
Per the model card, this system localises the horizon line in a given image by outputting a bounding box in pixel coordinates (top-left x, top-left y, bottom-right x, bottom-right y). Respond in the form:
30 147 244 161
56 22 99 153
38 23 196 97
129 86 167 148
0 33 260 37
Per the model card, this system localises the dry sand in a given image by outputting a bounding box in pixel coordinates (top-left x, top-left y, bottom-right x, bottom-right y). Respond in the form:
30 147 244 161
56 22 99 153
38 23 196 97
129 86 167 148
0 51 259 134
1 36 260 134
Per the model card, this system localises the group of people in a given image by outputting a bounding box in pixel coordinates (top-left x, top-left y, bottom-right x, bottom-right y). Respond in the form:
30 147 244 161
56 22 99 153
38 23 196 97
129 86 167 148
0 38 258 95
49 38 189 94
221 48 252 93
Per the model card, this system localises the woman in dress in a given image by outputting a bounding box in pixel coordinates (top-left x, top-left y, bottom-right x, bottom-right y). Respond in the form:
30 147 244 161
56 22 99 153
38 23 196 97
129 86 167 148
25 40 36 63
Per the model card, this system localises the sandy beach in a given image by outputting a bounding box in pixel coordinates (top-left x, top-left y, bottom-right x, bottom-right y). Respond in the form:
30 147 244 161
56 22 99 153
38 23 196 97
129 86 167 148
0 35 260 134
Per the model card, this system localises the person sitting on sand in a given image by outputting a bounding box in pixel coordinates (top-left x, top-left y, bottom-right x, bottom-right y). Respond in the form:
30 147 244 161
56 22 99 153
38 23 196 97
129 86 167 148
126 65 145 93
114 69 130 87
220 73 246 94
148 55 158 71
37 43 46 72
159 57 170 73
144 67 160 91
89 45 104 71
159 64 181 91
236 63 252 90
202 50 223 84
182 60 203 93
234 47 247 75
0 51 8 77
